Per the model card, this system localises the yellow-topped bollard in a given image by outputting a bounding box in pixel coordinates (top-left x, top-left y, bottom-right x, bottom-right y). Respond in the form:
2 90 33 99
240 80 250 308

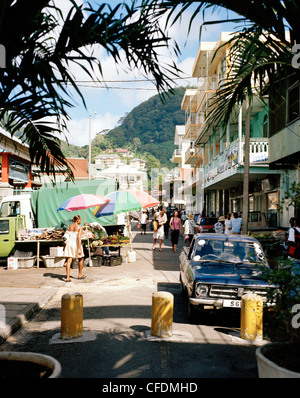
61 292 83 340
151 292 174 338
240 293 263 341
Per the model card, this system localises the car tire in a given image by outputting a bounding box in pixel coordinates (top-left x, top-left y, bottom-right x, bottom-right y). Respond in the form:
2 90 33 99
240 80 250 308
179 274 186 297
187 301 197 323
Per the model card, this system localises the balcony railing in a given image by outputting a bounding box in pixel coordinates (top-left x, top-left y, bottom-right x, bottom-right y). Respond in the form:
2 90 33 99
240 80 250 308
184 112 199 140
185 146 203 165
171 148 182 163
196 75 217 111
203 138 269 185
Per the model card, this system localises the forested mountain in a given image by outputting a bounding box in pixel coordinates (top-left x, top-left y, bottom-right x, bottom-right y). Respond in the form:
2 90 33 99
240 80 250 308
62 86 188 169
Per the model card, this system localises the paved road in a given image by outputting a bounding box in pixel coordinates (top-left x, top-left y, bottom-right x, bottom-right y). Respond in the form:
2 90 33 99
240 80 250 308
0 225 264 379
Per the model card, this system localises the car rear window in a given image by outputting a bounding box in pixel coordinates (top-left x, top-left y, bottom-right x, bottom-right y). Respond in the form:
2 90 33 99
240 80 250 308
200 218 218 225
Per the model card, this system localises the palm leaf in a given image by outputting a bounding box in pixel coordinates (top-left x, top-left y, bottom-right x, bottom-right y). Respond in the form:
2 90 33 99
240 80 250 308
0 0 181 180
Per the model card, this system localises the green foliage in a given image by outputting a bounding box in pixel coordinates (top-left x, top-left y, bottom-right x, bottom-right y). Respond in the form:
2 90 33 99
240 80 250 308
259 257 300 343
62 87 187 169
0 0 180 180
279 181 300 212
105 87 186 168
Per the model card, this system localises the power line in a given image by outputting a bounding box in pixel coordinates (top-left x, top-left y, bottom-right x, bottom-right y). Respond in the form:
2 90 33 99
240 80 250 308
70 76 194 83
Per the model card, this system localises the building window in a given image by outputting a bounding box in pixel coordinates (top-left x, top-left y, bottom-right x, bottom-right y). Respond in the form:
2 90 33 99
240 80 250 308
287 82 300 124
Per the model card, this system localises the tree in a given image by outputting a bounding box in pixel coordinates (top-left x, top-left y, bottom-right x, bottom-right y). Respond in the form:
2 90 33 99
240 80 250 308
140 1 300 127
0 0 180 180
142 1 300 230
133 137 142 152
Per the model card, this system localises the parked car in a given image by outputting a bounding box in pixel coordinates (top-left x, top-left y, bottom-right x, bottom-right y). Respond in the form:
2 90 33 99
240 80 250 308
195 217 218 233
179 233 274 322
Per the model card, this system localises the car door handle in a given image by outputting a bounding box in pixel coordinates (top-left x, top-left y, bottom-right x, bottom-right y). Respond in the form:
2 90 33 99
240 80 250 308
3 239 9 242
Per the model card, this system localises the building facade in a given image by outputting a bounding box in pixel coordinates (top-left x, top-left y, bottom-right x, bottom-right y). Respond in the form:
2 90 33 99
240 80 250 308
172 32 290 227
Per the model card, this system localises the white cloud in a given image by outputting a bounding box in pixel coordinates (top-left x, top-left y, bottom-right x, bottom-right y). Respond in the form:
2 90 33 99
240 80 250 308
56 3 238 147
65 113 121 146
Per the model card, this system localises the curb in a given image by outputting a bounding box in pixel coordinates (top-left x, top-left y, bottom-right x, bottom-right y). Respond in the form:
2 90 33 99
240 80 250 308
0 289 58 344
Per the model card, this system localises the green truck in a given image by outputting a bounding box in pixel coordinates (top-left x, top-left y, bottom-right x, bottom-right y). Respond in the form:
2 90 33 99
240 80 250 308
0 216 26 257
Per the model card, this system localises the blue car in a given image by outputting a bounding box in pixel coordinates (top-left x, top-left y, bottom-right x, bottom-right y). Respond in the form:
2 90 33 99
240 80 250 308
179 233 273 322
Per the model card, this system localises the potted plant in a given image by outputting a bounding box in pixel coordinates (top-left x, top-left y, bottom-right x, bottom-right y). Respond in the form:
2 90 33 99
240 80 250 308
256 256 300 377
0 351 61 378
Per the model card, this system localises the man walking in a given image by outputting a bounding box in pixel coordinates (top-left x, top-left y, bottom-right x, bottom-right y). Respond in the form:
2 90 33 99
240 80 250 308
231 212 242 234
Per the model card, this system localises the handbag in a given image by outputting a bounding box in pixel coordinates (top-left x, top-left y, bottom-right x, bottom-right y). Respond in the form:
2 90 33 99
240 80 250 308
287 242 296 257
137 223 141 229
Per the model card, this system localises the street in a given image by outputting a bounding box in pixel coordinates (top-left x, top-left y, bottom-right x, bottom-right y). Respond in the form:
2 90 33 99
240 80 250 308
0 225 262 378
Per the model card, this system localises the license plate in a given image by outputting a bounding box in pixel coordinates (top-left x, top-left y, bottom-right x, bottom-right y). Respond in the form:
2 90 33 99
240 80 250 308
223 300 241 308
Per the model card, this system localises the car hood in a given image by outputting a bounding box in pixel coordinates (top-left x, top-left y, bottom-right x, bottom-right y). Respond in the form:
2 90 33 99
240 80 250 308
192 262 270 286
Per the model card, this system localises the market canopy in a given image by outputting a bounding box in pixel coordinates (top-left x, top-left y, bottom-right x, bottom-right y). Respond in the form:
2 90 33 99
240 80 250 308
31 179 116 228
93 189 159 217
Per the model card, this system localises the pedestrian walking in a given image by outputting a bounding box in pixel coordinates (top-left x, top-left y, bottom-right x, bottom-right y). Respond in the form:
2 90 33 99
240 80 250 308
63 215 85 282
163 207 169 238
230 212 242 234
139 209 148 235
152 209 167 251
224 213 232 234
183 213 195 247
170 210 182 252
287 217 300 258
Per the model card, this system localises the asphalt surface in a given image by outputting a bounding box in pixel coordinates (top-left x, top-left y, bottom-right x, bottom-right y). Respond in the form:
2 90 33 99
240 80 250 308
0 224 266 380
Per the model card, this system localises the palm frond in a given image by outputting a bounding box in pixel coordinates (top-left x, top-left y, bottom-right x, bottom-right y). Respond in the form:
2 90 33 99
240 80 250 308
0 0 181 180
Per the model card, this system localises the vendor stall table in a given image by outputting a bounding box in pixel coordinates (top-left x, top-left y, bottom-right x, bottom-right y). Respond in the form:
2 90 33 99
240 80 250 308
14 240 130 268
15 239 64 268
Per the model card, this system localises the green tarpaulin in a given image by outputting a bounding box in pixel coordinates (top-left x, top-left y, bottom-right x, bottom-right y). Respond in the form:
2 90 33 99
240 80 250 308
31 179 116 228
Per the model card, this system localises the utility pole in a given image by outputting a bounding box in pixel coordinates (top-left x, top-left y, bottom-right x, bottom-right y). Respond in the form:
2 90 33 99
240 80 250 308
242 96 251 235
88 111 91 180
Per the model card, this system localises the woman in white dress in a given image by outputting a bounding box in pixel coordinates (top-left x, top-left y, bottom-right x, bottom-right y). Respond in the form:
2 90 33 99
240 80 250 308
224 213 232 234
63 215 85 282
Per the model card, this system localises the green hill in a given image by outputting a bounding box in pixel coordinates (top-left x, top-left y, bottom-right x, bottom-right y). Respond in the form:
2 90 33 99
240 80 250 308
106 87 186 166
62 86 187 169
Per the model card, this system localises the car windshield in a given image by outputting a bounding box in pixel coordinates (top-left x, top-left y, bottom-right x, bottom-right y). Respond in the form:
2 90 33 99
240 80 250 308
200 218 218 225
193 237 266 264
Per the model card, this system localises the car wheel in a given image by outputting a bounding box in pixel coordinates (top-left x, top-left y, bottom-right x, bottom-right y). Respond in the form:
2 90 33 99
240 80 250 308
187 301 198 323
179 274 186 296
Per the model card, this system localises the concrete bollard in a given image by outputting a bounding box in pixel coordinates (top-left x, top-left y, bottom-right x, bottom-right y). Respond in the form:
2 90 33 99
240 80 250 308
61 292 83 340
240 293 263 341
151 292 174 338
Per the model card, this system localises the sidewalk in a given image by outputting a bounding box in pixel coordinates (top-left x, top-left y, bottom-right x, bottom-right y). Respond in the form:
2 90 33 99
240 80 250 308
0 227 260 378
0 226 178 344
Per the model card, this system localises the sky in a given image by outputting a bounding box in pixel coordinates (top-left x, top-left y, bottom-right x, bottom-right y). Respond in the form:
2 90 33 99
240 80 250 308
56 1 241 147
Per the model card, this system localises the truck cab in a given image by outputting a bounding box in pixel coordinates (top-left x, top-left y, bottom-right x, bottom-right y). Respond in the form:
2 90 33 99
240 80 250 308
0 194 34 229
0 215 26 257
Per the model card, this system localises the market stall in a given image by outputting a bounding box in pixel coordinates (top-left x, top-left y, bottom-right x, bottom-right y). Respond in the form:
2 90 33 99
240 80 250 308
13 227 65 268
88 225 131 266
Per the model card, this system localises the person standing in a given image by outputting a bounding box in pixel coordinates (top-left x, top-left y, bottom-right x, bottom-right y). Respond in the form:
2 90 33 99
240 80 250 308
224 213 232 234
170 210 182 252
63 215 85 282
287 217 300 258
183 213 195 247
139 209 148 235
152 209 167 252
163 207 169 239
230 212 242 234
